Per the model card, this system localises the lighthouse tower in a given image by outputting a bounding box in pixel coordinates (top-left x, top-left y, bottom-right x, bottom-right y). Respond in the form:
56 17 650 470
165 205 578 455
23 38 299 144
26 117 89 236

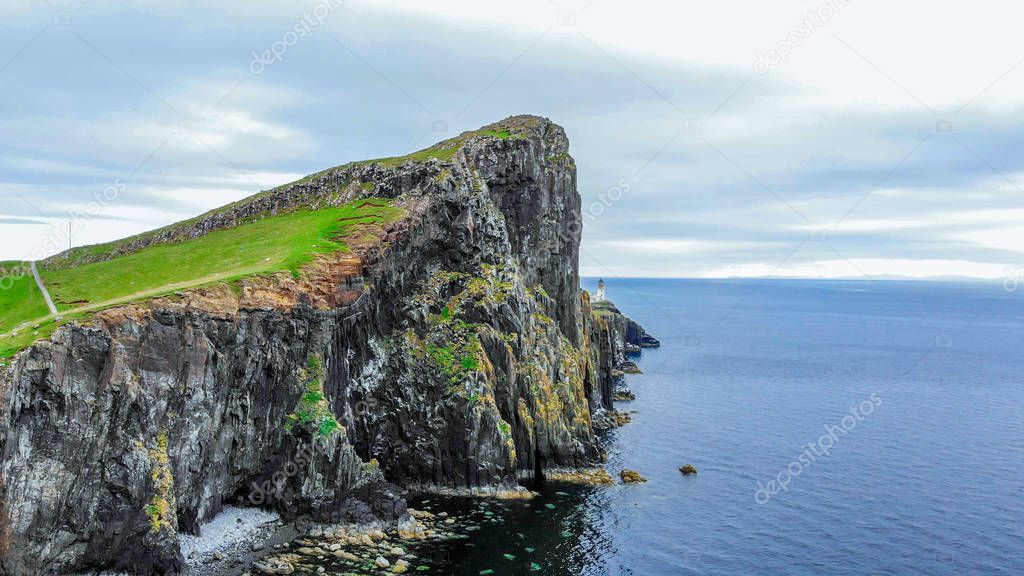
595 279 606 302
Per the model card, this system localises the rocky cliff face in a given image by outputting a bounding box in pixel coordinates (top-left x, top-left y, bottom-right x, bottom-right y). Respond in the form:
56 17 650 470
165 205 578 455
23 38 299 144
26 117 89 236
0 116 648 575
593 300 661 355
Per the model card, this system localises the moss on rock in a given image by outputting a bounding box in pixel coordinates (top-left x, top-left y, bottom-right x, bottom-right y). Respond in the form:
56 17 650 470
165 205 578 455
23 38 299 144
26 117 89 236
284 355 340 440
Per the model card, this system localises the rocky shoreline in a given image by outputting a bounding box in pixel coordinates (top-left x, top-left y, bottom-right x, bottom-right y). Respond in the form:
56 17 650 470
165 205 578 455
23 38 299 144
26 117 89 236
183 340 650 576
179 509 291 576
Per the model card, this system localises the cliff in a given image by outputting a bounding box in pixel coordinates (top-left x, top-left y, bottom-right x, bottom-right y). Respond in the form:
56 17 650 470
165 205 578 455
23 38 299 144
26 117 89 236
592 300 661 353
0 116 650 575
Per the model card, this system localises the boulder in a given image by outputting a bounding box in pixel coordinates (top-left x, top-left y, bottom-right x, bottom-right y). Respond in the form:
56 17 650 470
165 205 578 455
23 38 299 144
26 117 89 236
620 469 647 484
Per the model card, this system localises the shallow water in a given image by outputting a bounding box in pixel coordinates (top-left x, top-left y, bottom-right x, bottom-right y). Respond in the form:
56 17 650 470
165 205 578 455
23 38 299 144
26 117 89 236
302 278 1024 575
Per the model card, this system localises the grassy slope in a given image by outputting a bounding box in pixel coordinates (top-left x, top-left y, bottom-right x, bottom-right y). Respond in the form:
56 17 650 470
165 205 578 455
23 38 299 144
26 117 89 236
0 263 50 333
48 128 516 270
0 121 528 360
364 128 514 168
0 198 404 359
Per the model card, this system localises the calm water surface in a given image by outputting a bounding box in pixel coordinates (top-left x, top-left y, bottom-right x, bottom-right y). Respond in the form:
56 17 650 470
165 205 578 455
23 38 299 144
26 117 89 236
319 278 1024 575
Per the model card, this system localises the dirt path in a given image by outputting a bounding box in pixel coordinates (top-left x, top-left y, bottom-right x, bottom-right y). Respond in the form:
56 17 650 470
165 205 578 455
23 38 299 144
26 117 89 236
30 261 57 315
0 270 248 340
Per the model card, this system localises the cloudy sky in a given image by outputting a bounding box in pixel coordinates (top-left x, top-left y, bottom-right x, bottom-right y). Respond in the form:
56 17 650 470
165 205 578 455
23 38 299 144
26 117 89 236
1 0 1022 280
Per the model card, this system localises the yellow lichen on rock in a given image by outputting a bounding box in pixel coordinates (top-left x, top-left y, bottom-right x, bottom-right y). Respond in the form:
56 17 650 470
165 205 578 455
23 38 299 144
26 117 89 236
620 469 647 484
546 468 616 485
144 431 177 533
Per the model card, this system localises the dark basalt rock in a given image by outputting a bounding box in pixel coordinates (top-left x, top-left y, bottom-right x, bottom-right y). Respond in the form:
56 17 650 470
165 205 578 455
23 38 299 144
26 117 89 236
0 115 654 574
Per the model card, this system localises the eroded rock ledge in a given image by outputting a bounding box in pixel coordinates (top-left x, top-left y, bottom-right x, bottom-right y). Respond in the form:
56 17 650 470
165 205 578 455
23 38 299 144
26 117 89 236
0 115 652 575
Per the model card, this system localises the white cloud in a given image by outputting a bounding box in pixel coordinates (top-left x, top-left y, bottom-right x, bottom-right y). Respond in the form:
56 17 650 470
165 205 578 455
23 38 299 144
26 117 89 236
956 227 1024 254
589 239 768 254
361 0 1024 112
698 258 1009 280
801 218 929 233
2 0 1023 279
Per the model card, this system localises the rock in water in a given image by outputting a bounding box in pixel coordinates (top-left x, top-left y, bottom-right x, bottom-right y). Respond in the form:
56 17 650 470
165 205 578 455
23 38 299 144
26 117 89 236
545 468 616 485
0 115 656 574
680 464 698 475
619 361 642 374
613 388 636 401
620 469 648 484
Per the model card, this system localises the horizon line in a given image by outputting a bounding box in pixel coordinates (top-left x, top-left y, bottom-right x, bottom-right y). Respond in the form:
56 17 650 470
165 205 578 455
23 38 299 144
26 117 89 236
580 275 1007 283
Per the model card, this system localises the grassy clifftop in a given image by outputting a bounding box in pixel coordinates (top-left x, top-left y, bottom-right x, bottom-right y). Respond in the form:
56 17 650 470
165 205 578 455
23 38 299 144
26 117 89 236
45 118 534 272
0 264 50 338
0 198 404 358
0 114 550 360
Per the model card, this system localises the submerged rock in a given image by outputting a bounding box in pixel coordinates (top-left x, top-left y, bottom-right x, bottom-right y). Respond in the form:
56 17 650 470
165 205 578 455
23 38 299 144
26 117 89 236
679 464 698 475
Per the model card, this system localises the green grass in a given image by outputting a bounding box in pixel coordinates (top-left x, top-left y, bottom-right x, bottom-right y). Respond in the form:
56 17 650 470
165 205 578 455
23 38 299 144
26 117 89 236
0 118 537 361
366 138 464 169
0 263 49 334
0 309 86 361
480 129 512 140
0 198 405 359
360 126 522 168
46 178 367 270
42 198 403 310
48 120 530 270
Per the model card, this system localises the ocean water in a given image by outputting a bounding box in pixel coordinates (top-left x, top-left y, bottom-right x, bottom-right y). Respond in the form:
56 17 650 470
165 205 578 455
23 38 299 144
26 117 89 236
306 278 1024 575
567 278 1024 576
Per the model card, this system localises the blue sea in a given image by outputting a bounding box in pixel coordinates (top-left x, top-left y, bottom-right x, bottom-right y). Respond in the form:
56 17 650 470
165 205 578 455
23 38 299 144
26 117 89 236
569 278 1024 575
309 278 1024 575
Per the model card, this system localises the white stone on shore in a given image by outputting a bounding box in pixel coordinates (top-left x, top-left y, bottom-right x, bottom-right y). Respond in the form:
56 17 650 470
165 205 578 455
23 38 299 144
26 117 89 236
178 506 280 564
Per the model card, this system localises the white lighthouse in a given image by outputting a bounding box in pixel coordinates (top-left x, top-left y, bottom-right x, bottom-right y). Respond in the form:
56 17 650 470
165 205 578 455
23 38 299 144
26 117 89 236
595 279 606 302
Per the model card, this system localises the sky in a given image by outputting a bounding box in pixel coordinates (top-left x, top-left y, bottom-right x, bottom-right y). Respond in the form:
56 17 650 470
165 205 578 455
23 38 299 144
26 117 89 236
0 0 1022 280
